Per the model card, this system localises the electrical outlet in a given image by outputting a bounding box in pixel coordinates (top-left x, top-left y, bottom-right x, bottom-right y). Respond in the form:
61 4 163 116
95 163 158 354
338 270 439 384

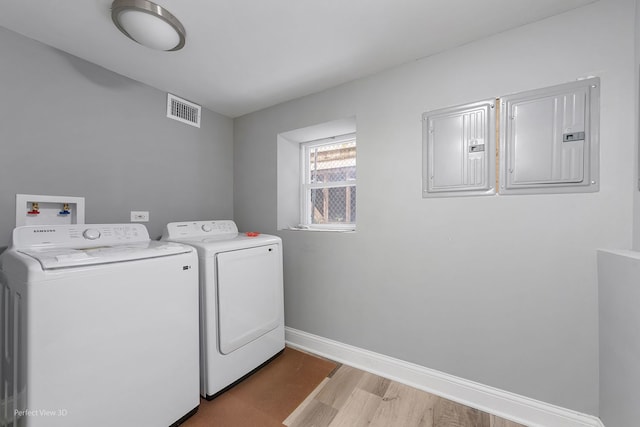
130 211 149 222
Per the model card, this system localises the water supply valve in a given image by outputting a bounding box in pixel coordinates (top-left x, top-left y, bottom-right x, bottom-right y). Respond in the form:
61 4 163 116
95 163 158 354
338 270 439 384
27 202 40 215
58 203 71 216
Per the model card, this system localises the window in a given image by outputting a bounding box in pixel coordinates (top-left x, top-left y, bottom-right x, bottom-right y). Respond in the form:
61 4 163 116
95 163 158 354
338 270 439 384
300 134 356 229
276 117 356 231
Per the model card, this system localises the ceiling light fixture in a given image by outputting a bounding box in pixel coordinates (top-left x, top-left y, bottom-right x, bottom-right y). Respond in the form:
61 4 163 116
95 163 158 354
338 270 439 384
111 0 186 51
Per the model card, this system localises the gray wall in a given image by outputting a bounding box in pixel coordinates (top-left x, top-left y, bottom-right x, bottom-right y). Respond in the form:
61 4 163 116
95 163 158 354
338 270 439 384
234 0 636 415
597 250 640 427
634 0 640 251
0 27 234 246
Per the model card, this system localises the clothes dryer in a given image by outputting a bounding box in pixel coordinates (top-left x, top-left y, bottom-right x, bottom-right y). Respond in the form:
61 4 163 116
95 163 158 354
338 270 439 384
162 220 284 399
0 224 200 427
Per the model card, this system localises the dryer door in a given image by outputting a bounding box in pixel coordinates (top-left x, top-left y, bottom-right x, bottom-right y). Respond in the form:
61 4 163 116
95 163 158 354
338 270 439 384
216 244 282 355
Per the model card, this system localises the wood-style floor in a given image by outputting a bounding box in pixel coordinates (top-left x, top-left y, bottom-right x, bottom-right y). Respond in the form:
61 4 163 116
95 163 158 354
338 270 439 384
181 347 337 427
284 364 525 427
181 346 526 427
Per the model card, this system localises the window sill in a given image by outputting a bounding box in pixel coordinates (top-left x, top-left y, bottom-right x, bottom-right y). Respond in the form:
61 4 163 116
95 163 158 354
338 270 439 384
286 225 355 233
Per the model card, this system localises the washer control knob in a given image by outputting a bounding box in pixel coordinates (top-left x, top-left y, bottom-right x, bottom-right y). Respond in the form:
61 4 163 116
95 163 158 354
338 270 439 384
201 224 213 232
83 229 101 240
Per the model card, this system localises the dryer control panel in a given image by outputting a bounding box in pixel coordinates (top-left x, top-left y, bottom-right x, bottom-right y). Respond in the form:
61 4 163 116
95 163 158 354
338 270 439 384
162 220 239 240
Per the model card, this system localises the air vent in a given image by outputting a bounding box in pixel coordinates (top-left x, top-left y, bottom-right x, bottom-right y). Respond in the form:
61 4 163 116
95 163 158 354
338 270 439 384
167 93 201 128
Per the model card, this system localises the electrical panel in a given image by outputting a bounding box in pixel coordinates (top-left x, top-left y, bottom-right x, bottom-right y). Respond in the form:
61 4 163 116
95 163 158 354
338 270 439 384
499 77 600 194
422 100 496 197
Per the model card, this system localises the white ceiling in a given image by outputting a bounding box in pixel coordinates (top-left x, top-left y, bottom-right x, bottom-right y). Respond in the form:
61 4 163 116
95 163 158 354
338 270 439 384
0 0 596 118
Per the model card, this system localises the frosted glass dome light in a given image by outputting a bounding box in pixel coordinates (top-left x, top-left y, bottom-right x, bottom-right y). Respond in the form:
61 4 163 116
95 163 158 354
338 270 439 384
111 0 186 51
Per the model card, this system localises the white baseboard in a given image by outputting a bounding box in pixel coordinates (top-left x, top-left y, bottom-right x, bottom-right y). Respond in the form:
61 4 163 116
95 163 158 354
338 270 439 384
285 327 604 427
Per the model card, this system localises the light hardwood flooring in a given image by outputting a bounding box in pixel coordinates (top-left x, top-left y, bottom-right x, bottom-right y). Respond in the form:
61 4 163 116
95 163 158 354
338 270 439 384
180 346 527 427
283 363 526 427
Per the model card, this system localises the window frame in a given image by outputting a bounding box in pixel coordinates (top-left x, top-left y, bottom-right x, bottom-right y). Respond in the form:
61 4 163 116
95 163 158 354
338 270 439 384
299 133 357 230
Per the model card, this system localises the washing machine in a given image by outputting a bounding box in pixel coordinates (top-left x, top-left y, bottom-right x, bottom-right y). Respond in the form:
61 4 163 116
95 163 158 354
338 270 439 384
162 220 284 399
0 224 200 427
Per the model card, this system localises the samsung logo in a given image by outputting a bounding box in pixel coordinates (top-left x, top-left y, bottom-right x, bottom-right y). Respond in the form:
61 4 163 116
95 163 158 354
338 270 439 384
33 229 56 233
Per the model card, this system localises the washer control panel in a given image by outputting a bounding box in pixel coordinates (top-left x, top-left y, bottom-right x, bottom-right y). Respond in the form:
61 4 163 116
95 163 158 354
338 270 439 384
12 224 149 249
163 220 239 240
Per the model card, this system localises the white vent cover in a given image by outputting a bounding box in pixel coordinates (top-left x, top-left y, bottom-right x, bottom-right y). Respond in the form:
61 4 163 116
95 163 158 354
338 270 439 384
167 93 201 128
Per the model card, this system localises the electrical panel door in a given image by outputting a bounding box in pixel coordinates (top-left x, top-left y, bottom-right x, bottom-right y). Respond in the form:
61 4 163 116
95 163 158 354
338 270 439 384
422 100 496 197
500 77 600 194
